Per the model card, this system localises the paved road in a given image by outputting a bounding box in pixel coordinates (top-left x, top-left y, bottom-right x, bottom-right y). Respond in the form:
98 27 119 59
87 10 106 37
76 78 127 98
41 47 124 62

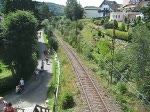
0 30 52 109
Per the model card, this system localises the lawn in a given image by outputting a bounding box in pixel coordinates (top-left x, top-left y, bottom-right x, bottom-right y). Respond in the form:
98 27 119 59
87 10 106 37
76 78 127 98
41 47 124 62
0 60 12 79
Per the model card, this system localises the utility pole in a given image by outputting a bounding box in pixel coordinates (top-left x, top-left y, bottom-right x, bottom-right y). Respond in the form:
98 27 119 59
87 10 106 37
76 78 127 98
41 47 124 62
110 20 115 84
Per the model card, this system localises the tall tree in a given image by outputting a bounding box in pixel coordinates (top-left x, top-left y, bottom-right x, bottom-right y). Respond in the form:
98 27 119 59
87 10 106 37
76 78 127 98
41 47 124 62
141 4 150 29
2 0 39 17
130 25 150 101
65 0 83 21
39 3 55 21
3 10 38 79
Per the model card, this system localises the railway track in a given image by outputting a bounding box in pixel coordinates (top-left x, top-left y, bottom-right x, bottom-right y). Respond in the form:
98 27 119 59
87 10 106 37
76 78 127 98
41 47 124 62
54 32 110 112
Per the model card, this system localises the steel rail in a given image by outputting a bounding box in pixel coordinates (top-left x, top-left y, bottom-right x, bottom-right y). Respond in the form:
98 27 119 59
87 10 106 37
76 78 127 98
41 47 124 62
54 32 110 112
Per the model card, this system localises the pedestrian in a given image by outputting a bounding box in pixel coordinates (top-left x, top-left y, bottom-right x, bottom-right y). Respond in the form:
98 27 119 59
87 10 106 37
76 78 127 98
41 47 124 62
45 57 49 64
16 84 22 94
41 60 44 72
34 68 39 80
20 78 24 90
2 102 15 112
0 97 7 106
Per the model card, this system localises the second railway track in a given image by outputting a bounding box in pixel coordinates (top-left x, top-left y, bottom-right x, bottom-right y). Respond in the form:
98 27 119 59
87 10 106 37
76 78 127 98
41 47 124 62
54 32 110 112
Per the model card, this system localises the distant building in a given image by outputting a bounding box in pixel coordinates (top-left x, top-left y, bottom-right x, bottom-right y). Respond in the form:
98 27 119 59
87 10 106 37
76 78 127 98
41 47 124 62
84 0 120 18
99 0 120 17
110 8 124 21
110 0 150 22
84 6 101 18
123 0 142 6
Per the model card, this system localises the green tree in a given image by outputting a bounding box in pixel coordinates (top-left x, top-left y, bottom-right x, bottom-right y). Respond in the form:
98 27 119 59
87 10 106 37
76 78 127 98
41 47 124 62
65 0 83 20
2 0 39 19
120 22 126 31
114 20 118 29
3 10 38 79
130 25 150 101
39 3 55 21
136 16 141 24
141 4 150 29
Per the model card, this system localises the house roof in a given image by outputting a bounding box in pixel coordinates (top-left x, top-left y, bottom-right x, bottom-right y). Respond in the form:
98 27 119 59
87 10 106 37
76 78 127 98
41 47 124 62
84 6 98 8
84 6 99 10
100 0 120 10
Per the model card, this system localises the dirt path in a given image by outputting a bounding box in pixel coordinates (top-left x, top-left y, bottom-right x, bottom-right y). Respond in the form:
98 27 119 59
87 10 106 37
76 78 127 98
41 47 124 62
0 30 52 109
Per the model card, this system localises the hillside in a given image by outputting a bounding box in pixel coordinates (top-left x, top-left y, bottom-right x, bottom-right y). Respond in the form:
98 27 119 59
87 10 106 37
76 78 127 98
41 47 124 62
45 2 65 16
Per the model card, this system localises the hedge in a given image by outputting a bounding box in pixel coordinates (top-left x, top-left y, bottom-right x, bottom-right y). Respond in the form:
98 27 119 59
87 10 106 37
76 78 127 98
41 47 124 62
103 29 129 41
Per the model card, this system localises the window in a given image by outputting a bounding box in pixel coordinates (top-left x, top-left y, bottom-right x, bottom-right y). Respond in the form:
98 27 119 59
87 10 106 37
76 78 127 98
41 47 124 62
118 15 120 18
103 12 105 16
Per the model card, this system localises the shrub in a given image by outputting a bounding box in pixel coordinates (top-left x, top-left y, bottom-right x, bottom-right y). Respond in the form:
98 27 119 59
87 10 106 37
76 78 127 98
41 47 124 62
119 22 126 31
117 82 128 94
104 29 129 41
48 37 58 51
98 30 101 36
62 93 75 110
94 20 102 26
104 22 114 29
101 19 104 25
114 20 118 29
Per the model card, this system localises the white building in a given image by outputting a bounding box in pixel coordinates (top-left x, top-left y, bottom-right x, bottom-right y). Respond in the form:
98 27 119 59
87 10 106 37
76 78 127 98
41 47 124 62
110 0 150 22
99 0 120 17
84 0 120 18
110 10 124 21
84 6 101 18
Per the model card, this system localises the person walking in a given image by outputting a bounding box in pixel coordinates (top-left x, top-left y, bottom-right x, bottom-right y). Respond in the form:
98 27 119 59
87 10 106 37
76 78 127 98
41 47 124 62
0 97 7 112
20 78 24 90
41 60 44 72
34 68 39 80
2 102 15 112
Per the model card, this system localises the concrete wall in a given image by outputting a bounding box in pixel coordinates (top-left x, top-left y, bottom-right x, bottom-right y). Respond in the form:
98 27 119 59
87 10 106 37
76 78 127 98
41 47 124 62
84 9 101 18
110 12 124 21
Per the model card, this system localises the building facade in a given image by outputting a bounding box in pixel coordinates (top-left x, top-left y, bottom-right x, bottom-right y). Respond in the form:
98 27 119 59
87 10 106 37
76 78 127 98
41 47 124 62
84 6 101 18
84 0 120 18
110 0 150 22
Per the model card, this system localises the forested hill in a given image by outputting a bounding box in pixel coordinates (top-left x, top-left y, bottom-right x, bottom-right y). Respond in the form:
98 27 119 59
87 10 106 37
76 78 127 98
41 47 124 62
44 2 65 16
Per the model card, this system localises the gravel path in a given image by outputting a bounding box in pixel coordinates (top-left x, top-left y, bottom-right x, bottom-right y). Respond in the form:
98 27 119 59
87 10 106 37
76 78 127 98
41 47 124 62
0 30 52 110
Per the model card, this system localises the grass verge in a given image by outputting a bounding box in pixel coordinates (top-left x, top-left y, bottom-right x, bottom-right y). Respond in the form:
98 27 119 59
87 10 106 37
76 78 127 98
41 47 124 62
53 39 83 112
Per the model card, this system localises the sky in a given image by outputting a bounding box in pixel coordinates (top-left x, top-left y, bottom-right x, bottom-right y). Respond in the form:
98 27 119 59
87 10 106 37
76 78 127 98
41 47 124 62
34 0 123 7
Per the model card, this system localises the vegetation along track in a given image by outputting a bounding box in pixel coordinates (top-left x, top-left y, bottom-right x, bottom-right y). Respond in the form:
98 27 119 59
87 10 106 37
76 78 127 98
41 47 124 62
54 32 110 112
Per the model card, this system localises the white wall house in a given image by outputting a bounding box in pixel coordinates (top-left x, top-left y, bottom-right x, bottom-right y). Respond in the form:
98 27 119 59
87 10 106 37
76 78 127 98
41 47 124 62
110 0 149 22
84 0 120 18
110 11 124 21
84 6 101 18
99 4 111 17
99 0 120 17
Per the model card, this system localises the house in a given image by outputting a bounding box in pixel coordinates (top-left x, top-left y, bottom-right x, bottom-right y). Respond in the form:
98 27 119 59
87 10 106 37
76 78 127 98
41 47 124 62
99 0 120 17
110 8 124 21
110 0 150 22
84 0 120 18
123 0 142 6
84 6 101 18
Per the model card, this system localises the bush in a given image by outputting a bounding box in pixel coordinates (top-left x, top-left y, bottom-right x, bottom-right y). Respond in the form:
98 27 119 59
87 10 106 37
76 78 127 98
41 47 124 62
62 93 75 110
0 76 20 94
117 82 128 94
119 22 126 31
104 29 129 41
98 30 101 36
101 19 104 25
94 20 102 26
104 22 114 29
48 37 58 51
114 20 118 29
